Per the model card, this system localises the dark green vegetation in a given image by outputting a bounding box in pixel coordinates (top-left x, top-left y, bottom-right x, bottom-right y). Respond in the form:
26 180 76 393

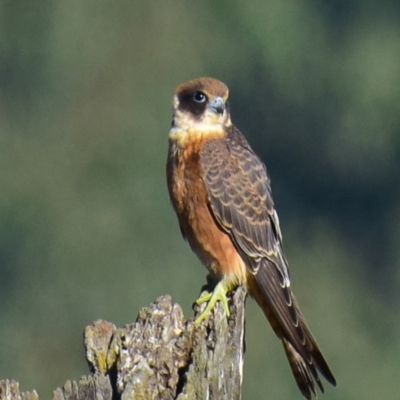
0 1 399 399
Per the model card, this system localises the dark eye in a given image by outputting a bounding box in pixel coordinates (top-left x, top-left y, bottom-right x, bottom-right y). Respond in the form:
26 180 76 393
193 91 207 103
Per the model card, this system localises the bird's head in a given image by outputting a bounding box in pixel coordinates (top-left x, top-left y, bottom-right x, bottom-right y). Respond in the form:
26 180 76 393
171 77 232 131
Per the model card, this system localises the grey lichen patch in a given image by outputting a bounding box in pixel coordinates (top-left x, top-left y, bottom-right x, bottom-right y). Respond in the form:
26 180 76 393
52 374 112 400
116 295 192 400
84 320 117 374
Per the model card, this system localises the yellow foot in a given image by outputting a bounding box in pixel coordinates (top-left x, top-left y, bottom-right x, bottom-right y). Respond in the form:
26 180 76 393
195 281 230 325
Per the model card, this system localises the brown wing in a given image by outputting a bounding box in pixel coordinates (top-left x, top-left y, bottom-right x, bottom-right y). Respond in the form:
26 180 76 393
200 126 336 398
200 129 286 272
200 127 289 284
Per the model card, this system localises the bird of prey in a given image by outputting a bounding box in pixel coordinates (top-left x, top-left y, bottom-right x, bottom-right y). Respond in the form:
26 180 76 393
166 77 336 399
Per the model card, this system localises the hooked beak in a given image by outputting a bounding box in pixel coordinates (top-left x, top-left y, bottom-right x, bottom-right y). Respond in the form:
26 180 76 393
207 96 225 115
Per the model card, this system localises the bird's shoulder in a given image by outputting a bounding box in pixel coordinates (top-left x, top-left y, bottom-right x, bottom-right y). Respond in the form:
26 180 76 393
199 125 268 182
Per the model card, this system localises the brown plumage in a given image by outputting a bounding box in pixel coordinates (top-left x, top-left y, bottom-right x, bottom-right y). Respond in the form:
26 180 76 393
166 77 336 399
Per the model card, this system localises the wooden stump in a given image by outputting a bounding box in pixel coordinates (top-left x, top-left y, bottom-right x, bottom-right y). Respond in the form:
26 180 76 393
1 286 247 400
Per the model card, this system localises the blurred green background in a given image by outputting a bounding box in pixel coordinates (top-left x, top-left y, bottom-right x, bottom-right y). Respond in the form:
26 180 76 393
1 1 399 399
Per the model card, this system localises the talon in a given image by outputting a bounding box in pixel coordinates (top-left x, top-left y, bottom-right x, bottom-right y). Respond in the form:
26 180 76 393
196 291 213 305
195 281 230 324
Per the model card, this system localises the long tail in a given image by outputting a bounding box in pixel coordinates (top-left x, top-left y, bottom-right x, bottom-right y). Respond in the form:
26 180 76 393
248 260 336 399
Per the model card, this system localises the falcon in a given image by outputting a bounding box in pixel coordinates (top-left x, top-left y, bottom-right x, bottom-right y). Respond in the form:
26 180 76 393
166 77 336 399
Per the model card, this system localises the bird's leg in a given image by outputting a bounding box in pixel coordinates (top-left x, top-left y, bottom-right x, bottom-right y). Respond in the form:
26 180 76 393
195 281 230 324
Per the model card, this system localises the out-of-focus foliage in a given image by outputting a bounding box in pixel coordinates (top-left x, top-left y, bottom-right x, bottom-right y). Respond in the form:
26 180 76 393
0 1 399 399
